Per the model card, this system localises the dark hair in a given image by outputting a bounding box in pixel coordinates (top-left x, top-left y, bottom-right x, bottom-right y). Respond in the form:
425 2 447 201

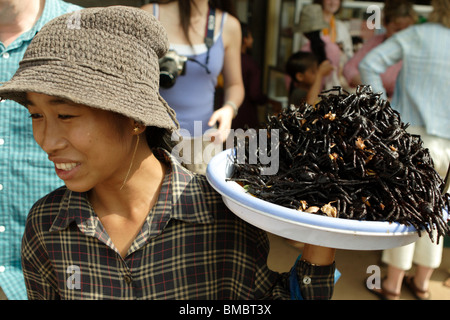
145 126 176 152
285 51 318 94
154 0 237 47
304 31 327 64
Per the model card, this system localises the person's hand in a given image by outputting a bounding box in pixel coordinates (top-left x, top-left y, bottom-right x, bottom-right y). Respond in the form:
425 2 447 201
206 105 234 144
318 60 334 77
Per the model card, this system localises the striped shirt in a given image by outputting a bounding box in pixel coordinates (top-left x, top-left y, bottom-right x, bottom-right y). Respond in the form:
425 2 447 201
0 0 82 300
359 23 450 140
21 149 335 300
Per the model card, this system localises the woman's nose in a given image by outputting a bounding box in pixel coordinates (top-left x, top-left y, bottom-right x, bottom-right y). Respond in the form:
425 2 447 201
35 121 66 154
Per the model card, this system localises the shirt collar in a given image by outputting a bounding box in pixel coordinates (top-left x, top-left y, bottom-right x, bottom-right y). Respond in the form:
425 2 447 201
3 0 79 50
49 148 215 234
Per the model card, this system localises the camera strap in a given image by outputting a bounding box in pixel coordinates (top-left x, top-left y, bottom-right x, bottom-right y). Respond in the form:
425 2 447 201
204 6 215 67
185 6 214 75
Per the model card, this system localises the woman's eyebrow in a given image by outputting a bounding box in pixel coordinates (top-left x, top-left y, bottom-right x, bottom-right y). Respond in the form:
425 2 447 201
25 97 79 107
23 99 34 106
47 98 79 107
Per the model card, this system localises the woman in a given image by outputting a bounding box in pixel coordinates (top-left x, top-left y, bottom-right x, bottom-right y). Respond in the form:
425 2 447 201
343 0 417 98
0 6 335 300
142 0 245 174
298 4 343 90
313 0 353 60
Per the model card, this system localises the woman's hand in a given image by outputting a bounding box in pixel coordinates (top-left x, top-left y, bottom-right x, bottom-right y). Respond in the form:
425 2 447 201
207 104 235 143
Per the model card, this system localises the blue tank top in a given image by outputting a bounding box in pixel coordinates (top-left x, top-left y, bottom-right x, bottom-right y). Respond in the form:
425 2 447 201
153 4 225 137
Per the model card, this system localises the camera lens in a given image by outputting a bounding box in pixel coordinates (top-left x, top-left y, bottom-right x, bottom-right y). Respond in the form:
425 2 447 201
159 60 179 89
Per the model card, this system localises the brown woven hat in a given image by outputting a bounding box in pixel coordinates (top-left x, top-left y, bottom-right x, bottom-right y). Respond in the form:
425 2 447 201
0 6 179 130
295 4 329 33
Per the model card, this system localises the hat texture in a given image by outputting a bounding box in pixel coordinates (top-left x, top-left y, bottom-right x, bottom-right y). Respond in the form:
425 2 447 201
0 6 179 130
296 4 329 33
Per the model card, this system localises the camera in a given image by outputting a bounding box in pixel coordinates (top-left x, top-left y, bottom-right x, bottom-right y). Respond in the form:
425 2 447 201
159 50 187 89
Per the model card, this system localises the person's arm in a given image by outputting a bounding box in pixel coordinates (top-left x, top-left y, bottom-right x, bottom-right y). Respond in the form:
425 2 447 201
343 35 382 87
208 13 244 143
253 229 335 300
306 60 334 105
301 244 335 266
359 32 405 99
21 207 59 300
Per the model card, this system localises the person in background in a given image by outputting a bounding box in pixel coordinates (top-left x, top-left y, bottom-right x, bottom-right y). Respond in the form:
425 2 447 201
0 6 337 300
297 4 344 90
360 0 450 300
0 0 81 300
141 0 244 175
231 22 266 130
286 51 333 106
343 0 417 98
313 0 353 61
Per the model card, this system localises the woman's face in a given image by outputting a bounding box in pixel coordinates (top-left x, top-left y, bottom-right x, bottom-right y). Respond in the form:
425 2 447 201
26 92 135 192
322 0 341 15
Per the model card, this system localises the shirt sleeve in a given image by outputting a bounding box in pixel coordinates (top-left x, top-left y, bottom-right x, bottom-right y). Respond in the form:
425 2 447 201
21 208 60 300
359 32 405 99
253 230 335 300
292 259 336 300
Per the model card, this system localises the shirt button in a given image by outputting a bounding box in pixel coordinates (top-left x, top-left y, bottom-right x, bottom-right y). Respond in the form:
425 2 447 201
302 276 311 285
0 138 4 145
124 275 132 284
0 266 5 273
2 52 10 59
0 226 5 232
0 184 3 191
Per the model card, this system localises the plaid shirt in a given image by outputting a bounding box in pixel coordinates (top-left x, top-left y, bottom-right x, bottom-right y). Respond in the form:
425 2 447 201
0 0 82 300
21 150 335 300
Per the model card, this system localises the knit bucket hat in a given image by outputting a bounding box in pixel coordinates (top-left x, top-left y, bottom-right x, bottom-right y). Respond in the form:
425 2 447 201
295 4 329 33
0 6 179 131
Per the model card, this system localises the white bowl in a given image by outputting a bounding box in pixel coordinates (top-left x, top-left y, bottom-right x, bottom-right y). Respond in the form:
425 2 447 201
206 149 425 250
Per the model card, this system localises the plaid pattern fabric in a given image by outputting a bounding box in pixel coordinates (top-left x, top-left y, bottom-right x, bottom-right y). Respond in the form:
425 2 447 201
0 0 82 300
22 150 335 300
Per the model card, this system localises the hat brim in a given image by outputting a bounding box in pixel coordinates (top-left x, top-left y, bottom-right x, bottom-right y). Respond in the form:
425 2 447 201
0 59 179 131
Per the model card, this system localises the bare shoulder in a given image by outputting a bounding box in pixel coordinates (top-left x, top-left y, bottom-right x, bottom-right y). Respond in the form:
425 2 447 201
220 12 241 46
223 12 241 34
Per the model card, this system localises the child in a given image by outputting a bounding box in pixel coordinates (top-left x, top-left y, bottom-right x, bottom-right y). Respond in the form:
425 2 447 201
286 51 333 106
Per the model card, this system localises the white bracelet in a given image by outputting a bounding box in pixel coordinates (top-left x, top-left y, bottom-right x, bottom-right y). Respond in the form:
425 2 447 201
224 101 238 118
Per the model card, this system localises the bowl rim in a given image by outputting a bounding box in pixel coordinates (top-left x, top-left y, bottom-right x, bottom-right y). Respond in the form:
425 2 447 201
206 148 422 235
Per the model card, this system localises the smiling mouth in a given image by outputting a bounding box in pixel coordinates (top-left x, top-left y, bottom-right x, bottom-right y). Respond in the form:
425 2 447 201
55 163 79 171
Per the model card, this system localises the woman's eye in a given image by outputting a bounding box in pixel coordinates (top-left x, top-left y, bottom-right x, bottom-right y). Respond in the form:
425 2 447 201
29 113 42 120
58 114 76 120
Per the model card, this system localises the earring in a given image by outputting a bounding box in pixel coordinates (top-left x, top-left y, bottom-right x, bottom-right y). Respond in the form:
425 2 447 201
133 126 140 133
